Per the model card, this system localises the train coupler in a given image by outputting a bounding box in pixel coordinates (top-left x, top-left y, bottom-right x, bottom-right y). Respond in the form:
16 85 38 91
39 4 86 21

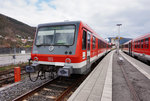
25 63 39 73
58 65 73 77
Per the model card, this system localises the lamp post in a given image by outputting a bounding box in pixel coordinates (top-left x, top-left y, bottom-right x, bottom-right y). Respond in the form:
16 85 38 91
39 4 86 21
116 24 122 54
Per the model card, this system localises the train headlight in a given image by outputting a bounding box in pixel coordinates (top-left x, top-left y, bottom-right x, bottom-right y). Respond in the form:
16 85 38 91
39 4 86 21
34 57 38 61
65 58 71 64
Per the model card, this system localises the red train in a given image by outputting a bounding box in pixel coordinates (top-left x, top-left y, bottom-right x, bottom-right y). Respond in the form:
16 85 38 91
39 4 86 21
26 21 111 81
122 33 150 63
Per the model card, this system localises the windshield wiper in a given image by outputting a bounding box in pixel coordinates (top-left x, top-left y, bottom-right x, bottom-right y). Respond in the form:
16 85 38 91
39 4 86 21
36 43 53 46
36 44 43 47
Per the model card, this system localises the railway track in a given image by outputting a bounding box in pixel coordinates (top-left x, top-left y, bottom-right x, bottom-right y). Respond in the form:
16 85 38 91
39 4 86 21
13 75 86 101
0 68 27 87
11 54 105 101
117 56 140 101
0 53 105 101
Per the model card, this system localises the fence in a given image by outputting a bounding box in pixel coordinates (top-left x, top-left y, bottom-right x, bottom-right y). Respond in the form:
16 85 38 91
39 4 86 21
0 47 32 54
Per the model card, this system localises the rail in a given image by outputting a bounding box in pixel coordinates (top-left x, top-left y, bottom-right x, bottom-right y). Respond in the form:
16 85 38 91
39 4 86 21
12 75 85 101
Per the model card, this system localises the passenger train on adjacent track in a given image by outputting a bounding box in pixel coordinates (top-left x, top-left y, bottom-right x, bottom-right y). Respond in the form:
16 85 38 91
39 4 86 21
122 33 150 63
26 21 111 81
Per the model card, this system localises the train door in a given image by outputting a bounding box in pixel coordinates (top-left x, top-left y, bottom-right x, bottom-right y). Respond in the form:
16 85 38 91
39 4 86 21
82 29 91 72
129 42 132 55
132 41 135 57
87 31 91 69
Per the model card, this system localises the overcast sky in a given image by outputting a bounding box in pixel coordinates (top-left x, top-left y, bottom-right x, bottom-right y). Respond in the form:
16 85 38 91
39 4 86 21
0 0 150 39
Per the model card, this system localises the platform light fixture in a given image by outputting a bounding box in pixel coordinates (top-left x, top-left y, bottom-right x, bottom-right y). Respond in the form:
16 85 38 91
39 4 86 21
116 24 122 38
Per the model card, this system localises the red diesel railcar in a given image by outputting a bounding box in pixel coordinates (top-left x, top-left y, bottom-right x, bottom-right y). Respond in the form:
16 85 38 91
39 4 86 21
26 21 111 81
122 33 150 63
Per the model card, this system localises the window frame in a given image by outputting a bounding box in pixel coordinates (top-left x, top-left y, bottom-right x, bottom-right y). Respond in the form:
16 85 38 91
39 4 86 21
145 38 149 49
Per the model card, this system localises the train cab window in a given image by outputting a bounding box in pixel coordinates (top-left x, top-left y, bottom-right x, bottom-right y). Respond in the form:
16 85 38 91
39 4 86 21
145 38 149 49
92 36 96 49
82 30 87 50
141 40 144 48
36 25 75 46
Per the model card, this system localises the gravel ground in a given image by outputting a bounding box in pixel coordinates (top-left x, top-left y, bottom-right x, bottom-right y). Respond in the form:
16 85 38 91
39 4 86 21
27 80 68 101
0 73 53 101
0 69 27 87
26 75 82 101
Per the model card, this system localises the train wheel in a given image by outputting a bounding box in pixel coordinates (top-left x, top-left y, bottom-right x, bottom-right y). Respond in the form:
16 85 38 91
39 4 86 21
48 66 56 79
39 71 46 80
29 70 40 82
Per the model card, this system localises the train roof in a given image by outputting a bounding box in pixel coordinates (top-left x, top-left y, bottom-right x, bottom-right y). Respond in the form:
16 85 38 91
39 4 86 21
37 21 109 44
123 40 132 45
133 33 150 41
81 22 108 44
38 21 81 27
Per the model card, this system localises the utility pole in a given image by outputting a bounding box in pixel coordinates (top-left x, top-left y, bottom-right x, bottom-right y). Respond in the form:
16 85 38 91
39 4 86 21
13 47 16 64
116 24 122 54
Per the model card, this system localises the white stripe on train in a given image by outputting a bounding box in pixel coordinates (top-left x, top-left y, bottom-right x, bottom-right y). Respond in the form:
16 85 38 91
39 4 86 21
34 52 106 69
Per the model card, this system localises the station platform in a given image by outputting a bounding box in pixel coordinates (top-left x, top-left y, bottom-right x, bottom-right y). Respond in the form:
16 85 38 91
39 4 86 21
119 50 150 79
68 50 150 101
68 51 114 101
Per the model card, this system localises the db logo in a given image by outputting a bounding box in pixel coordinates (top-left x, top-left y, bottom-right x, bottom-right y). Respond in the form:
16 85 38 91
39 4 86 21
49 46 54 52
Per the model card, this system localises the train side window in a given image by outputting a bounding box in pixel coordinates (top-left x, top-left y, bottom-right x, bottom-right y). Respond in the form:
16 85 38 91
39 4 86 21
93 36 96 49
82 30 87 50
141 40 143 48
100 40 102 48
136 41 138 48
145 38 149 49
103 43 104 48
87 32 91 51
98 40 100 49
138 40 140 48
101 41 103 48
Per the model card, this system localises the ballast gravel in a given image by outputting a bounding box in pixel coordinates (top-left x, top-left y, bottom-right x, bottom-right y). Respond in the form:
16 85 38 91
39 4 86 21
0 74 52 101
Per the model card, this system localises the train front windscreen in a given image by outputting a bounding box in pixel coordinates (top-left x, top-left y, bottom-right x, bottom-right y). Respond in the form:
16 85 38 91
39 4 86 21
35 25 75 46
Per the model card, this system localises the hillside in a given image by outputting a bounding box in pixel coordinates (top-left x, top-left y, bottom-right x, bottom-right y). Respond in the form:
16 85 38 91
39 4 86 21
0 13 36 47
